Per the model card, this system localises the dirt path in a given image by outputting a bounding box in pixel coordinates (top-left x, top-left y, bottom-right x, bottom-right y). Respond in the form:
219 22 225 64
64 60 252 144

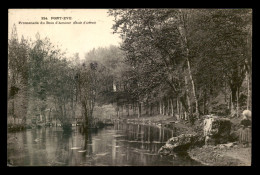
223 146 251 165
188 144 251 166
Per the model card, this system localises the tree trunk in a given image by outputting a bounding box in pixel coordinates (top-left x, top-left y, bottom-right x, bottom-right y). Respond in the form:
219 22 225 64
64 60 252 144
230 93 232 111
180 102 183 120
63 102 67 121
150 104 153 116
138 102 141 118
146 102 149 115
178 10 199 118
11 73 15 121
121 104 124 117
163 101 166 115
162 101 164 115
12 99 15 119
82 102 87 127
246 72 250 110
246 25 252 111
167 98 170 116
230 87 237 117
186 57 199 117
156 102 158 114
44 112 47 125
224 80 227 107
90 98 95 122
176 98 180 120
236 87 240 118
48 108 52 123
133 102 136 115
185 75 191 115
186 95 191 121
127 104 130 117
170 99 174 117
159 100 162 115
203 91 207 115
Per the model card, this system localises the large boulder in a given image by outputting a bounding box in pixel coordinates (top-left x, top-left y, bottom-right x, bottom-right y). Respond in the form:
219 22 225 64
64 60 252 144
158 134 201 155
158 115 232 156
203 115 231 145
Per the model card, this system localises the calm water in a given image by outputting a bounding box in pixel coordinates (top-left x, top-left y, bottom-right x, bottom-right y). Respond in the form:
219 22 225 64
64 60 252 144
7 122 202 166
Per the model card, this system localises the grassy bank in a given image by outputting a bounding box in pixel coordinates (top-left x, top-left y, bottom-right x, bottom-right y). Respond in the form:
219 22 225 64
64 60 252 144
188 144 251 166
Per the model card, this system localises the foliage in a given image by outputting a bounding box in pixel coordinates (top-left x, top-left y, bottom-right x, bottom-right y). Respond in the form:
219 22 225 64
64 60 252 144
8 9 252 129
108 9 252 119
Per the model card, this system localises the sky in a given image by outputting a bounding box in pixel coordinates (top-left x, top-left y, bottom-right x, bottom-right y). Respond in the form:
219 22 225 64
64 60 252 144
8 9 122 60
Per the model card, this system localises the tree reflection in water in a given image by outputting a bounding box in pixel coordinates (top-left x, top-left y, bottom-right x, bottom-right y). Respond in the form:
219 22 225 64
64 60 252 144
7 123 202 166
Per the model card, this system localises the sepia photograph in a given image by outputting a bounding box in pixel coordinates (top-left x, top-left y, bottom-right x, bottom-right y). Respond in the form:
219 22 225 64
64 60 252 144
7 8 252 166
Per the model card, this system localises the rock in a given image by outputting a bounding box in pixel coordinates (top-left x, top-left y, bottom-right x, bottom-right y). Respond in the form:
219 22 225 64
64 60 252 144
218 142 234 149
229 131 239 142
225 142 234 148
205 136 216 145
216 154 223 157
158 134 200 155
232 141 238 145
203 116 231 145
219 145 225 149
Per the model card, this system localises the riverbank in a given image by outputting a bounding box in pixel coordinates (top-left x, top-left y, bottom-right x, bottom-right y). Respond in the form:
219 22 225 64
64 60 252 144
188 144 251 166
7 124 27 132
118 114 204 138
118 114 251 166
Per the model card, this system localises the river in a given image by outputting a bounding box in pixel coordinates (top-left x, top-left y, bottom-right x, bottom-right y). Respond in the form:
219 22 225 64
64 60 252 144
7 121 202 166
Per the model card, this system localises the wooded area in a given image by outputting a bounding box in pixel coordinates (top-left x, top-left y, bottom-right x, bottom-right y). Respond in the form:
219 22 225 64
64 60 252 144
8 9 252 131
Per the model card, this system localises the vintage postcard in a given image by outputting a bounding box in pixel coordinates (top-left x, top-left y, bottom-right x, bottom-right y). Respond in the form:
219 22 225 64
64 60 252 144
8 8 252 166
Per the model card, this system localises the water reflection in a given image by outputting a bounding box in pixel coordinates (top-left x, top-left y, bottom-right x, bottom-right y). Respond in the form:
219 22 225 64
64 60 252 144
7 122 202 166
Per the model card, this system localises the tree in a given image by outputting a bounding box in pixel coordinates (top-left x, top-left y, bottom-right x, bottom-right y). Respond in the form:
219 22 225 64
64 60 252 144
8 24 30 125
109 9 195 119
193 9 252 116
109 8 252 120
